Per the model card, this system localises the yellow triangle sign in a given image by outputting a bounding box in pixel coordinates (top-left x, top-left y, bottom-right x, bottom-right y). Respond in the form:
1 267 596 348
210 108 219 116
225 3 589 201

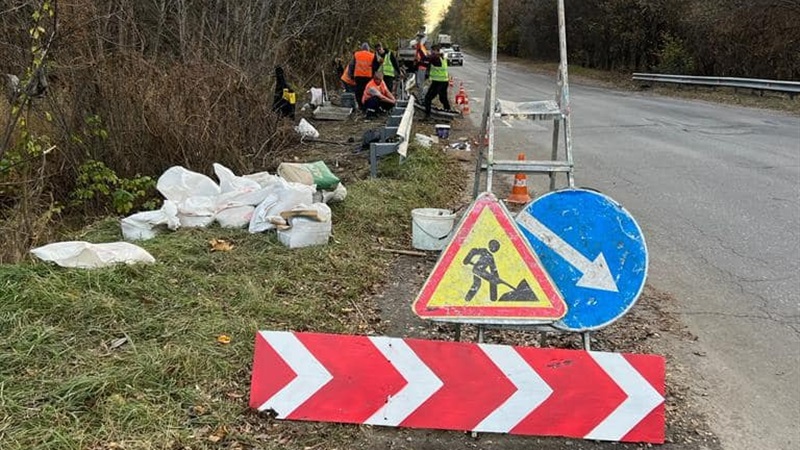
412 193 566 323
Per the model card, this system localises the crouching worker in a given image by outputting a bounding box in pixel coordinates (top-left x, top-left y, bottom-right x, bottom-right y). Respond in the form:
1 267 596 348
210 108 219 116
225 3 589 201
362 71 396 118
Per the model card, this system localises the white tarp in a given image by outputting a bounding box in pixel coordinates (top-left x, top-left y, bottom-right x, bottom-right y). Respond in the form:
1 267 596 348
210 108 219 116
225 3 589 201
31 241 155 268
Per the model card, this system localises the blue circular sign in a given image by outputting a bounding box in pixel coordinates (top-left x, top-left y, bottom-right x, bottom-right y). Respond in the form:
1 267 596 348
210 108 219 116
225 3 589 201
516 189 648 331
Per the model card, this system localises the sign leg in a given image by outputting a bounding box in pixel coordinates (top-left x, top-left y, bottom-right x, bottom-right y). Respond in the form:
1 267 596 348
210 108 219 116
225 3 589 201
582 331 591 351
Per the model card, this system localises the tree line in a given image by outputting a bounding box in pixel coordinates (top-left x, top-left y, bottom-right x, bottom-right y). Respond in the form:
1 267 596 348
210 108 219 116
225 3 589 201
439 0 800 80
0 0 424 261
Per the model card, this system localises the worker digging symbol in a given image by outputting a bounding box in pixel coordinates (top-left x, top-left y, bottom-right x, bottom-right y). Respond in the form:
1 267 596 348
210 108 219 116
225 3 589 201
463 239 538 302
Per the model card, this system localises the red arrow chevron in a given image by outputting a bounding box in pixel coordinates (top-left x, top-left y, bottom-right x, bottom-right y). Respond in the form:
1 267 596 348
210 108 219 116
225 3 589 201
250 331 665 443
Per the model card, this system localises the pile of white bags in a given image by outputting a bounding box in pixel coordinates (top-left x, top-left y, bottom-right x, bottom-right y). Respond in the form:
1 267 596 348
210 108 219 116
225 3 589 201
122 162 344 245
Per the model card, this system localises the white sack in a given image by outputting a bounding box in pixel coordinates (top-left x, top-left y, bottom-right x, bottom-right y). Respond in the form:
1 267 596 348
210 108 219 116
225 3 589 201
249 179 315 233
322 182 347 204
216 205 255 229
213 163 262 193
157 166 220 203
310 87 324 106
277 218 332 249
294 118 319 139
243 171 282 189
121 200 180 241
31 241 155 269
177 196 216 228
214 188 272 210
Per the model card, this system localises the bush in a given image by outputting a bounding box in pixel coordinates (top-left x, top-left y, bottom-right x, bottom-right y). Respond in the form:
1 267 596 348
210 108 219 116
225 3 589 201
655 34 696 75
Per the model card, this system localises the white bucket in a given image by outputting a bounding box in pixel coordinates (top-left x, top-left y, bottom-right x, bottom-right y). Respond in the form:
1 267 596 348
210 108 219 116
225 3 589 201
411 208 456 251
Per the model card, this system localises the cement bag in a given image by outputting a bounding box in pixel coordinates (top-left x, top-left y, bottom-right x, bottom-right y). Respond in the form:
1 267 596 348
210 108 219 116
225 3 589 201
177 196 216 228
121 200 180 241
310 87 324 106
243 171 282 189
213 163 262 193
294 118 319 139
249 180 315 233
31 241 155 269
278 161 340 190
156 166 220 203
216 205 255 229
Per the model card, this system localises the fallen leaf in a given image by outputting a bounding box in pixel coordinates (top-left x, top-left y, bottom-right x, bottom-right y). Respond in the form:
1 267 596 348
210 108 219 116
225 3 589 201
209 238 234 252
208 426 227 443
109 337 128 350
217 334 232 345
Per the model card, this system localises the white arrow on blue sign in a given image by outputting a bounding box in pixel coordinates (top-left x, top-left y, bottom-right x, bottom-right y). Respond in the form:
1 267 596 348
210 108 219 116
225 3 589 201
516 189 648 332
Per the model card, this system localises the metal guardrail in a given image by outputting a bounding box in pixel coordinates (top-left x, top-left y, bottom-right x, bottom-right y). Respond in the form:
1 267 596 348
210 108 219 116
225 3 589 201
632 73 800 96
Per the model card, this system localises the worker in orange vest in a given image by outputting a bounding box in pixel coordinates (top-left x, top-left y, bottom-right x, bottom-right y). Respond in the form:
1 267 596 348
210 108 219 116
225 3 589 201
362 71 396 117
413 34 429 97
340 60 356 93
347 42 376 110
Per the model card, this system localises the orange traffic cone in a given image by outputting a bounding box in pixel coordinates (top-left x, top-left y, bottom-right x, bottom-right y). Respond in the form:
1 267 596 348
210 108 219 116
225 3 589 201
507 153 532 204
455 82 466 105
462 92 471 115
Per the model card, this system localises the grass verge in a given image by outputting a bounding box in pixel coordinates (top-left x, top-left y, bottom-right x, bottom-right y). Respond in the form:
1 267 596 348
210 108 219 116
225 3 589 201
0 145 465 450
485 52 800 115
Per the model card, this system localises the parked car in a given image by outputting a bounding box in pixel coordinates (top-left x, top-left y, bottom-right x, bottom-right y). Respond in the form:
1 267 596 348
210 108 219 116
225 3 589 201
445 48 464 66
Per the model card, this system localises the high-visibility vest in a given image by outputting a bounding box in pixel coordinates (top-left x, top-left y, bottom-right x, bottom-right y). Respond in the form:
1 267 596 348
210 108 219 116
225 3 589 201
415 43 428 68
353 50 374 78
381 51 395 77
340 67 356 86
362 79 392 105
429 56 448 82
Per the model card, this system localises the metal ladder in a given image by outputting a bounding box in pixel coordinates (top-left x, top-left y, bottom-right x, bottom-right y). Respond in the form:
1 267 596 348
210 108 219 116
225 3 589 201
473 0 575 199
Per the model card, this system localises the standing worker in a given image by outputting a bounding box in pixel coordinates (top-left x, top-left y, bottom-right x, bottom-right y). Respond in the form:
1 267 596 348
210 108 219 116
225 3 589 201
414 33 429 96
423 44 451 120
374 43 401 95
348 43 375 110
340 58 357 93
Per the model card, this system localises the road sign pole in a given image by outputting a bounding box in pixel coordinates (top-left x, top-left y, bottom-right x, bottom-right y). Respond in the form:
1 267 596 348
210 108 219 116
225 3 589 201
582 331 591 351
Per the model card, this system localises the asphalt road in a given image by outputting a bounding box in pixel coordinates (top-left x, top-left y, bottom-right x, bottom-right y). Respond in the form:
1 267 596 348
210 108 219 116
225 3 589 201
448 53 800 450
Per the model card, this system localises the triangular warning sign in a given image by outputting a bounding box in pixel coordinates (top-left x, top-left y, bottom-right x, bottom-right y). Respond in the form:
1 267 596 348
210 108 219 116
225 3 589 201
413 192 566 324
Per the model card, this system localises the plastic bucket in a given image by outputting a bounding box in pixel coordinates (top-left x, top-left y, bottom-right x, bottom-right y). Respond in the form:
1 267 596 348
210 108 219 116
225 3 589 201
435 124 451 139
411 208 456 251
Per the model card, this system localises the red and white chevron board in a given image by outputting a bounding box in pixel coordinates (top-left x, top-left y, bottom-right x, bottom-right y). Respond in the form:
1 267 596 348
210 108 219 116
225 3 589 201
250 331 666 443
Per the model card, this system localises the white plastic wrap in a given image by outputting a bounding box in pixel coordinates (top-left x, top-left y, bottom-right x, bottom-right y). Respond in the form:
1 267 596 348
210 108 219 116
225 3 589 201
156 166 221 203
213 163 262 193
216 205 255 229
294 118 320 139
121 200 180 241
31 241 156 268
249 180 316 233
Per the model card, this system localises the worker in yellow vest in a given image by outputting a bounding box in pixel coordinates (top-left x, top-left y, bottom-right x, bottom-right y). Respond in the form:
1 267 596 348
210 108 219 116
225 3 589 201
423 44 451 119
375 43 401 95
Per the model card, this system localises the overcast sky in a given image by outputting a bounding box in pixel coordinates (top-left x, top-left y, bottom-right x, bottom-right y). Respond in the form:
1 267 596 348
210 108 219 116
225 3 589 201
426 0 452 31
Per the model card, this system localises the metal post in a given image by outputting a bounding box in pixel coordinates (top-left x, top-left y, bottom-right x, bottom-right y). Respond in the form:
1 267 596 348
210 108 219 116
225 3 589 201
485 0 500 193
582 331 591 351
557 0 575 188
549 118 560 191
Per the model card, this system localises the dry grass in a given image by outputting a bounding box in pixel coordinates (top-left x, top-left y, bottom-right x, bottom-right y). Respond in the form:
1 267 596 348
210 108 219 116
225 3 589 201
0 145 465 450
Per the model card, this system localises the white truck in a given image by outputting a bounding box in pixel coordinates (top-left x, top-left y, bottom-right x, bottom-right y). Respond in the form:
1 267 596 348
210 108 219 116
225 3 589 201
437 34 452 48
